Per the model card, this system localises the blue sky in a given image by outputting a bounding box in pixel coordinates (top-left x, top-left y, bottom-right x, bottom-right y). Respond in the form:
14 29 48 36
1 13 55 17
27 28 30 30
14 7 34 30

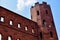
0 0 60 40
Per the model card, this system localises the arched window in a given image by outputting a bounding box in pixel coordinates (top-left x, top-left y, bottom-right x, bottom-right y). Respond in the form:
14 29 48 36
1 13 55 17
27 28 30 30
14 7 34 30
32 29 35 33
37 11 39 15
17 38 21 40
25 26 28 31
10 20 13 25
8 36 12 40
50 31 53 37
46 10 48 14
0 17 4 22
0 34 2 40
18 23 21 28
40 32 42 40
43 20 47 26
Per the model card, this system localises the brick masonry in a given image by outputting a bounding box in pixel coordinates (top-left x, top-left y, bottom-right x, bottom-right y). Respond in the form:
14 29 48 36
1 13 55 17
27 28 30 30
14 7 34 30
0 2 58 40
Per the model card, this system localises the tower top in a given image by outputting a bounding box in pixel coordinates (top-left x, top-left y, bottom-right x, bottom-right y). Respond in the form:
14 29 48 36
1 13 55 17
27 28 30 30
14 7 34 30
31 2 48 8
42 2 47 4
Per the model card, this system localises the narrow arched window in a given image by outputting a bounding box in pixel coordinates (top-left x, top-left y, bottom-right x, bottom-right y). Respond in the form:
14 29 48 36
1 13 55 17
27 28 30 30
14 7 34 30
17 38 21 40
25 26 28 31
46 10 48 14
18 23 21 28
10 20 13 25
37 11 39 15
0 34 2 40
32 29 35 33
40 32 42 40
0 17 4 22
8 36 12 40
50 31 53 37
43 20 46 26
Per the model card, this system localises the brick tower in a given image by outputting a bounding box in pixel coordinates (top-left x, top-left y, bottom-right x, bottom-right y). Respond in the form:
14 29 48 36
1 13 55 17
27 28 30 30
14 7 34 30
30 2 58 40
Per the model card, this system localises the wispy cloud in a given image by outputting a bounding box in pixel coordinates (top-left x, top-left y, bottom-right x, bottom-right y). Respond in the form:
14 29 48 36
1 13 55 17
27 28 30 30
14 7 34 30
17 0 37 11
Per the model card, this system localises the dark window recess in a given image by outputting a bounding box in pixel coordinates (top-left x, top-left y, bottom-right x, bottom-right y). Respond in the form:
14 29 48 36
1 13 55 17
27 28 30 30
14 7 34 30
40 32 42 40
46 10 48 14
50 31 53 37
43 20 46 26
37 11 39 15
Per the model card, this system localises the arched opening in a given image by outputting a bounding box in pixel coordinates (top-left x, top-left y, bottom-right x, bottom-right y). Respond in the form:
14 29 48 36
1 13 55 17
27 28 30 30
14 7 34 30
43 20 47 26
0 17 4 22
18 23 21 28
50 31 53 37
17 38 21 40
9 20 13 25
25 26 28 31
32 29 35 33
8 36 12 40
0 34 2 40
37 11 39 15
46 10 48 14
40 32 42 40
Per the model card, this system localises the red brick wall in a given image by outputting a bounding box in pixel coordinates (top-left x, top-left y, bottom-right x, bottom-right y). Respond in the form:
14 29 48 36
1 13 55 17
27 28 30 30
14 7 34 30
31 2 58 40
0 6 39 40
0 2 58 40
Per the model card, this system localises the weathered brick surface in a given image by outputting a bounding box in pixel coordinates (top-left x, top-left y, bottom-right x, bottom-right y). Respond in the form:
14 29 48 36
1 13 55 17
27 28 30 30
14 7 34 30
0 6 39 40
31 2 58 40
0 2 58 40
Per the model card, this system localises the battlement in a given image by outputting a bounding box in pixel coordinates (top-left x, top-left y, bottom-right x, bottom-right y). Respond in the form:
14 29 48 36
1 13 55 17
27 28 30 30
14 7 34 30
31 2 48 8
